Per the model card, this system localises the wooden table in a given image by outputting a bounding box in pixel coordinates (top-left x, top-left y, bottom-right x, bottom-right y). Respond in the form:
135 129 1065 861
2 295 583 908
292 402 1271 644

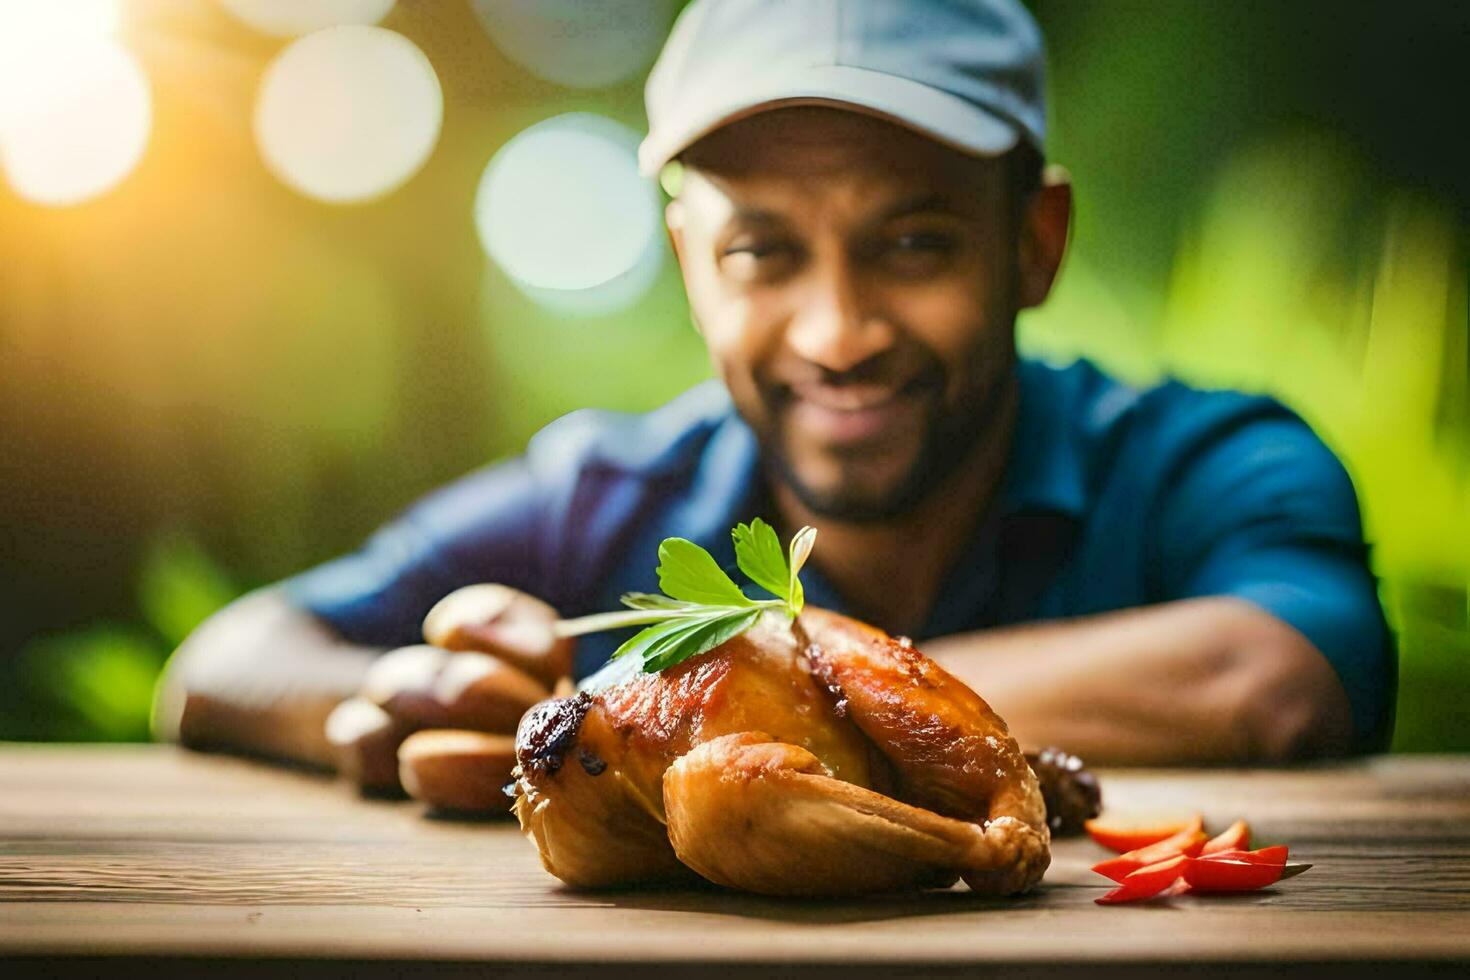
1 746 1467 977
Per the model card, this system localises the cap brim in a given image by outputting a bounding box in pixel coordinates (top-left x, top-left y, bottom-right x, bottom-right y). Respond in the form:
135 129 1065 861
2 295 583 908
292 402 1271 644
637 63 1022 177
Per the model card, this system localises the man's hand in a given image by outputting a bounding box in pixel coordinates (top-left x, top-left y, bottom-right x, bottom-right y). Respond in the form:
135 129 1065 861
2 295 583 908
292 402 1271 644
324 585 573 811
154 587 380 768
923 597 1355 765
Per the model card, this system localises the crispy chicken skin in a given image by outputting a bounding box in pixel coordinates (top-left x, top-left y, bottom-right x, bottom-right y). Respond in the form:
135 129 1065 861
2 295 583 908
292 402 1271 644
512 608 1050 896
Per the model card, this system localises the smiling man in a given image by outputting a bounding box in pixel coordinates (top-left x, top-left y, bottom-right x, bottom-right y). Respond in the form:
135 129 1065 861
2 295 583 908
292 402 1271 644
158 0 1394 771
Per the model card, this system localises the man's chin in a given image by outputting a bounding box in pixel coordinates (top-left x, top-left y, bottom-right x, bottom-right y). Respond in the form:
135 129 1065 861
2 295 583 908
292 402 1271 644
768 454 933 524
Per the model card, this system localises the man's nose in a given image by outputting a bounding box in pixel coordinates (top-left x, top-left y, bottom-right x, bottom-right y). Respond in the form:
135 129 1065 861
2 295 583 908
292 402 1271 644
784 257 895 374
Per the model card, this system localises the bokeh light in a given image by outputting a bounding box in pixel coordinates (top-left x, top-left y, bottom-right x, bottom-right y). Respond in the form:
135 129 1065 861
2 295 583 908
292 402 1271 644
475 113 662 311
0 0 121 39
0 1 151 207
469 0 675 89
218 0 396 38
254 25 442 204
501 229 667 318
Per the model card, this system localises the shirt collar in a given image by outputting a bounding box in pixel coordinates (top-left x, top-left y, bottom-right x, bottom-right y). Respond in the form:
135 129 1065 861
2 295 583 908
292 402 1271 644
996 357 1091 518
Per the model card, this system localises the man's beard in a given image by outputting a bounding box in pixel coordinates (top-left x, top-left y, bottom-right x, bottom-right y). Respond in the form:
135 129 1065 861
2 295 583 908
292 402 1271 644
760 356 1017 523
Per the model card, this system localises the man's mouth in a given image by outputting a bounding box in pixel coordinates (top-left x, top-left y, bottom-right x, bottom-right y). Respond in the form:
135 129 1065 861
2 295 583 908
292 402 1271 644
782 379 930 445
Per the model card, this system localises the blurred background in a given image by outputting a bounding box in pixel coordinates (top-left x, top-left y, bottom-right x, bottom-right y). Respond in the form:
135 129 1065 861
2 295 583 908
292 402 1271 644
0 0 1464 750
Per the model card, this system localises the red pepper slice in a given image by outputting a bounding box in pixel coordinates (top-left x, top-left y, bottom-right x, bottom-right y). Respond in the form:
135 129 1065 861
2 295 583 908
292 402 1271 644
1198 845 1288 866
1095 854 1193 904
1092 855 1145 883
1159 877 1193 898
1091 818 1208 881
1201 819 1250 854
1085 813 1204 854
1183 857 1289 892
1129 820 1208 862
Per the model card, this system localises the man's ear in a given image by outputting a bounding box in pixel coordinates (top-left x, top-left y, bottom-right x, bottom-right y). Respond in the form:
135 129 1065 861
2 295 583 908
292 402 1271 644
1017 164 1072 309
665 198 688 271
665 197 705 335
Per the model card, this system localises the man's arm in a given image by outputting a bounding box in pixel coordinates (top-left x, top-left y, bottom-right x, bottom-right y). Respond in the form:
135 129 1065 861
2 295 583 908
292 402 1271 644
949 395 1394 765
924 596 1355 765
155 581 572 784
154 446 559 766
153 587 382 768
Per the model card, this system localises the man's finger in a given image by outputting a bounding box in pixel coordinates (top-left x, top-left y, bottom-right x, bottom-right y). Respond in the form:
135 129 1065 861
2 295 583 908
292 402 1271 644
324 697 415 794
434 651 549 731
360 645 454 728
361 643 550 734
423 584 573 686
398 729 517 813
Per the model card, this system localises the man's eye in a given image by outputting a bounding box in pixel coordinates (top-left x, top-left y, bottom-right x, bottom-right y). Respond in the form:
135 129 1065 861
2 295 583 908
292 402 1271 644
723 241 792 260
891 232 955 253
719 240 800 282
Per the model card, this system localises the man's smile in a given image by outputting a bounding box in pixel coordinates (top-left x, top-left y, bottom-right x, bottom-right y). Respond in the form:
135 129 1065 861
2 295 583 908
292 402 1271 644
781 379 931 446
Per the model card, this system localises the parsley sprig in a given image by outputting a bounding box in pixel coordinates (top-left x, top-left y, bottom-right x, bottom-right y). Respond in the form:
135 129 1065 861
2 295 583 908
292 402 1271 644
561 519 815 686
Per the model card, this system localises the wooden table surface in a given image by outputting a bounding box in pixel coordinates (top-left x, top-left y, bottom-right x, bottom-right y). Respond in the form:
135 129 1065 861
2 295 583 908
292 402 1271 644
1 746 1467 978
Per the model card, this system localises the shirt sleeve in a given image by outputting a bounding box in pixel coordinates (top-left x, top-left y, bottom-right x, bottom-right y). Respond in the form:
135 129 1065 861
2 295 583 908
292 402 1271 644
283 456 545 649
1152 407 1396 752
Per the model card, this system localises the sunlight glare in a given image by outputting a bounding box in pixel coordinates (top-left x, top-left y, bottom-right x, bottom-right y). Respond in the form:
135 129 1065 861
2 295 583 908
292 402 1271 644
0 1 151 207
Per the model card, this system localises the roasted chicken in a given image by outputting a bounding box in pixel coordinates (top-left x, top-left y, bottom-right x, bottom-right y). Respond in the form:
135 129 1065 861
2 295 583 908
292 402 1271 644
511 607 1051 896
328 582 1087 896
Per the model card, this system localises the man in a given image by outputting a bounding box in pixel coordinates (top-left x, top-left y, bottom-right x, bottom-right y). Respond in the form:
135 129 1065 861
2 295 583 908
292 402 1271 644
156 0 1393 772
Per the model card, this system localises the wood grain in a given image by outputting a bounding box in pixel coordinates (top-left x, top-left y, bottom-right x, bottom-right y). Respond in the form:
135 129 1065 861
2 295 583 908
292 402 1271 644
1 745 1467 976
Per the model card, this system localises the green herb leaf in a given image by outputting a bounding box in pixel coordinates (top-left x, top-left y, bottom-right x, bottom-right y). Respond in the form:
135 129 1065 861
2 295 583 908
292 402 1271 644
619 592 697 611
642 608 763 673
732 518 790 602
554 607 688 637
656 537 753 607
609 606 763 674
610 614 698 661
558 521 818 682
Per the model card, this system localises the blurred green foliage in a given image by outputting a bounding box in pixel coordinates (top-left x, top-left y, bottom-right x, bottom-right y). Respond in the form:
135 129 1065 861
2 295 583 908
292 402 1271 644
18 627 162 743
0 0 1463 750
1022 134 1466 750
138 530 240 649
6 532 235 741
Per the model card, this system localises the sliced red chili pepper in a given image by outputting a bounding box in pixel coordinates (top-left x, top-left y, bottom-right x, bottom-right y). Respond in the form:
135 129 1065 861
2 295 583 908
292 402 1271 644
1091 818 1208 880
1092 855 1145 882
1085 813 1204 854
1159 877 1193 898
1132 822 1207 861
1201 819 1250 854
1095 853 1193 904
1198 845 1288 866
1183 856 1290 892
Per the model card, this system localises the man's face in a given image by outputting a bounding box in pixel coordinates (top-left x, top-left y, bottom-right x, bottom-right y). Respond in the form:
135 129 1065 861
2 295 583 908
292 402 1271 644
669 107 1031 521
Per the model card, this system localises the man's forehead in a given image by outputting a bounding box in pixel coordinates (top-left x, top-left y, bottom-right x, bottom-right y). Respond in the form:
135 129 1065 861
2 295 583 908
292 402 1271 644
682 105 999 187
675 107 1006 229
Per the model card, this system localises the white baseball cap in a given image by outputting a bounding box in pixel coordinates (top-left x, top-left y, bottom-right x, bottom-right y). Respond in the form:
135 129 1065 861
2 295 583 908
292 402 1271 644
639 0 1046 177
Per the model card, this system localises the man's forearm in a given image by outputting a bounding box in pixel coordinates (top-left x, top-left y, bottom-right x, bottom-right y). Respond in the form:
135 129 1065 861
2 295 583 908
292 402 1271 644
922 597 1354 765
154 587 382 768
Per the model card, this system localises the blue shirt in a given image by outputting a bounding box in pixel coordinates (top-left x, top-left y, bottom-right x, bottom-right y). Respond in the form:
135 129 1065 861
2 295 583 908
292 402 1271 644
287 358 1396 751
